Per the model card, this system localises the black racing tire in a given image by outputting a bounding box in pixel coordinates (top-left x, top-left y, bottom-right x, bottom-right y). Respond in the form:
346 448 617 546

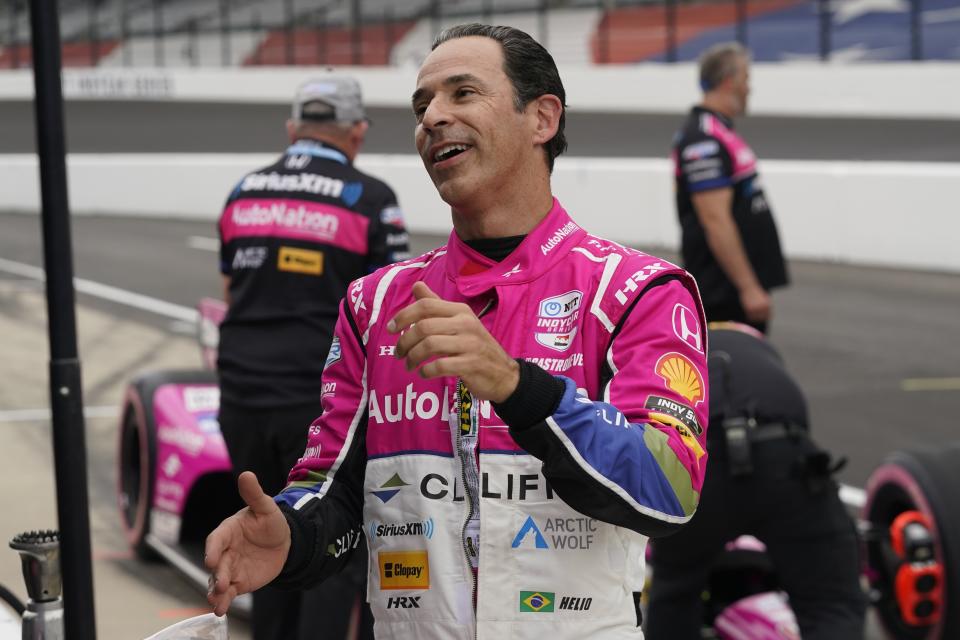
0 583 25 617
116 369 217 561
863 444 960 640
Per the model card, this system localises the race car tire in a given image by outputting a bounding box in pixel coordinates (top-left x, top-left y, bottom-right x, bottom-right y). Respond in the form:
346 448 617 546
864 444 960 640
116 369 216 561
0 584 24 617
117 376 159 561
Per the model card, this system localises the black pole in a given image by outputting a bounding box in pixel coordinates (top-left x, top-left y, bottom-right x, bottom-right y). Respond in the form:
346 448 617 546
220 0 230 66
818 0 831 61
736 0 747 46
910 0 922 61
665 0 677 63
482 0 492 23
26 0 97 639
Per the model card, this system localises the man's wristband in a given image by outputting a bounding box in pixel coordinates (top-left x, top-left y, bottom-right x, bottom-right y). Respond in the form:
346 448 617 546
492 359 565 431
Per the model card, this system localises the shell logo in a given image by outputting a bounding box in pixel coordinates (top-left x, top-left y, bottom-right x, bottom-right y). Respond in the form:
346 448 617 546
655 353 704 405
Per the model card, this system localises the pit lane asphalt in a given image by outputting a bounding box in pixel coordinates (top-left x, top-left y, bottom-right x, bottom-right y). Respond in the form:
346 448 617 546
2 101 960 161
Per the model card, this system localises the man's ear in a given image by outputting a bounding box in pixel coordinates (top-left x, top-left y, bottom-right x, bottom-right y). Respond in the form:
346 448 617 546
530 94 563 147
285 119 298 143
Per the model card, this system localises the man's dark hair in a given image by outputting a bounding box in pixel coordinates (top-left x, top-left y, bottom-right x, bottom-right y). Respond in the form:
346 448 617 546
432 23 568 173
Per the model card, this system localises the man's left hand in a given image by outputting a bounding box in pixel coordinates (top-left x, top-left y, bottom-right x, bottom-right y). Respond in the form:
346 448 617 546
388 282 519 403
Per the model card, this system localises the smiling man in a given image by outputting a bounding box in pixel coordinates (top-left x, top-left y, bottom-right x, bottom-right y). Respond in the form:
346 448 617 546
206 24 709 639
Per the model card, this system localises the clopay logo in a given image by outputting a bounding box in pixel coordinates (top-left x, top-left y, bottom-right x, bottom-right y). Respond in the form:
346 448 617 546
378 550 430 590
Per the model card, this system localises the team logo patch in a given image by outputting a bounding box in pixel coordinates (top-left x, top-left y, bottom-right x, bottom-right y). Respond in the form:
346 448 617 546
379 551 429 590
278 246 323 275
458 382 474 436
682 140 719 161
380 205 405 228
538 290 582 318
324 336 342 370
645 395 702 436
535 329 577 352
535 291 582 353
655 353 705 406
368 518 435 541
512 516 549 549
672 303 703 353
371 473 409 504
519 591 555 613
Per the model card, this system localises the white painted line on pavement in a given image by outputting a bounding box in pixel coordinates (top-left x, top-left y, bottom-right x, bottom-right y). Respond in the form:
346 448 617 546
187 236 219 252
901 377 960 392
0 405 119 423
0 257 198 323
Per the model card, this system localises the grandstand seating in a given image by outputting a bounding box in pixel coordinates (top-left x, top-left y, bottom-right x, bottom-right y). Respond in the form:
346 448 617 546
0 0 956 68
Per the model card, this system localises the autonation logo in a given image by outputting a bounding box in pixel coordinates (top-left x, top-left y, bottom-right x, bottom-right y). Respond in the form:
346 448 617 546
369 518 435 541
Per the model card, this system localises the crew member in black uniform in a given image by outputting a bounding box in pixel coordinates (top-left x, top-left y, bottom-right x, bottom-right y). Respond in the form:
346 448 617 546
645 322 866 640
216 76 409 640
672 42 788 333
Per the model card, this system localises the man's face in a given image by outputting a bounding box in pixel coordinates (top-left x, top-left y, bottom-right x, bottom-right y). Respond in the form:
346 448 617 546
412 36 534 208
729 56 751 116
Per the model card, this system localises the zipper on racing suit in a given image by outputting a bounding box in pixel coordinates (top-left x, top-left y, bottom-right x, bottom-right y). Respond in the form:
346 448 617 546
454 299 493 637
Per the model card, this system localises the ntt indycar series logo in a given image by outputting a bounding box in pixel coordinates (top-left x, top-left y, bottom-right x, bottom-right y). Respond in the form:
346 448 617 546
368 518 435 541
535 290 582 352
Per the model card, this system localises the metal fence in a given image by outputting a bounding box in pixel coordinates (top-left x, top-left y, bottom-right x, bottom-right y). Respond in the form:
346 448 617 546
0 0 946 69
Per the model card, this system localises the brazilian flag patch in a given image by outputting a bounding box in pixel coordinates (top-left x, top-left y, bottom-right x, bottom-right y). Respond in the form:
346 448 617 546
519 591 555 613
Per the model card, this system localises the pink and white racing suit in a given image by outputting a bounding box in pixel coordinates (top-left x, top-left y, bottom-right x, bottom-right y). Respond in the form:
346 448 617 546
275 199 709 639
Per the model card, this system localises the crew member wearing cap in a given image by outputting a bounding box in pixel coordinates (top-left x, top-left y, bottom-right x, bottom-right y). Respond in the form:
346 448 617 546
216 76 409 640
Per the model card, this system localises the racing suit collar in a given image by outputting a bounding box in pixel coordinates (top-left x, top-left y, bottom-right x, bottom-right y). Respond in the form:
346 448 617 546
693 105 734 130
286 138 351 165
444 198 586 298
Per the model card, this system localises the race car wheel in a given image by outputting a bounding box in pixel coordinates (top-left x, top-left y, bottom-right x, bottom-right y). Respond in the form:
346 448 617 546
117 380 157 561
864 445 960 640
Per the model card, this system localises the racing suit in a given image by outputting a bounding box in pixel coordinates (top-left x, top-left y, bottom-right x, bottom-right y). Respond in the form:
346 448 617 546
274 199 710 639
218 138 409 640
672 106 788 332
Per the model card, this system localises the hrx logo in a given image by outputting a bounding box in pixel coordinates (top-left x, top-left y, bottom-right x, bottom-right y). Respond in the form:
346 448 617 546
387 596 421 609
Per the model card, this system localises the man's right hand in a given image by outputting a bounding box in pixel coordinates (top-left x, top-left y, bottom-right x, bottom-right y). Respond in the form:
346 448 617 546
205 471 291 616
740 285 772 323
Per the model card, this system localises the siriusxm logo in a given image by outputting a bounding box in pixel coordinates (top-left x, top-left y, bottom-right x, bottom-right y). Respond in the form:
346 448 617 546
368 518 435 541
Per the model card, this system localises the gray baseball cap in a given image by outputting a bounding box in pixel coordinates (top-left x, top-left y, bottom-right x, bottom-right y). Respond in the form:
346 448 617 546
292 76 366 123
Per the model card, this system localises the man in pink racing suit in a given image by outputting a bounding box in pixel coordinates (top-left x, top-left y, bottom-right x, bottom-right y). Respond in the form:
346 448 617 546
206 23 709 640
